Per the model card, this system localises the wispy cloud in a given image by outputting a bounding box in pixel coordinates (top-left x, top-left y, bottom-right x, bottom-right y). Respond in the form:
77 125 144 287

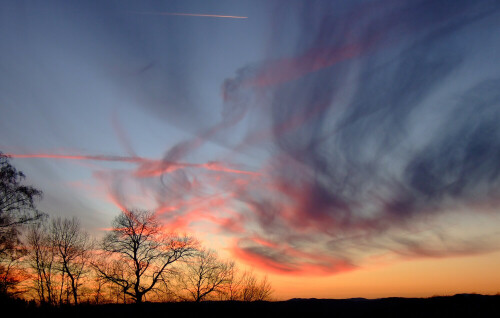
214 0 500 274
5 0 500 276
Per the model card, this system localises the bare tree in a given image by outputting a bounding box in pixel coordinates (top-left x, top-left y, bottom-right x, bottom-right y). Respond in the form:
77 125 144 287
240 271 273 301
178 249 234 302
50 217 92 305
219 265 242 301
26 222 57 304
91 275 108 304
241 271 273 301
93 258 133 303
219 268 274 302
154 269 179 302
254 275 273 301
0 153 43 231
0 244 27 296
93 209 197 303
1 153 43 297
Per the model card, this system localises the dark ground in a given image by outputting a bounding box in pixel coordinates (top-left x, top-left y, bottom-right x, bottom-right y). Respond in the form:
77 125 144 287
2 294 499 318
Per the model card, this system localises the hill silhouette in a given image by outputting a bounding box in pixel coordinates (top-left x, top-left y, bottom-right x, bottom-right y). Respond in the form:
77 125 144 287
2 293 499 318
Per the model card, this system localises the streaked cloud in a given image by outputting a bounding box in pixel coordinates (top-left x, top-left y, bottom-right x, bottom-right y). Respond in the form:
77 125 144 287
2 0 500 277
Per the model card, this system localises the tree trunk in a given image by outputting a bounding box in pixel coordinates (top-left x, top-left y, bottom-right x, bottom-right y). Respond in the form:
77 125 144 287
135 293 143 303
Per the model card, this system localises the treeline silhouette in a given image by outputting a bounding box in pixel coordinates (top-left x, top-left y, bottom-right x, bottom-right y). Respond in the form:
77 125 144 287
0 153 272 304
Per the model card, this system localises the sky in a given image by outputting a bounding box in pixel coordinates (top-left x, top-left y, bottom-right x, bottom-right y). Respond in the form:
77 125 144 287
1 0 500 299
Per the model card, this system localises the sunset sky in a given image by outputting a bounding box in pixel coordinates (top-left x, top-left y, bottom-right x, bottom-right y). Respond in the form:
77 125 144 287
2 0 500 299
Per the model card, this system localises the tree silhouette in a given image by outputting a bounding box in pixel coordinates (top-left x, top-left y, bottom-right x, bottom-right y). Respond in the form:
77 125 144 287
50 217 92 305
0 153 43 297
93 209 197 303
0 153 43 231
219 268 273 301
0 243 26 296
240 272 273 301
26 222 57 304
179 249 234 302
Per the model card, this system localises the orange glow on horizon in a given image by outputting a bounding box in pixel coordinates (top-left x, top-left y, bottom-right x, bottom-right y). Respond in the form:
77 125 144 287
268 250 500 300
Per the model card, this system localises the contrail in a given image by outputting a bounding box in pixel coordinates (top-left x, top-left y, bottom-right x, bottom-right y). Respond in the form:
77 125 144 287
132 12 248 19
5 153 146 163
6 153 259 176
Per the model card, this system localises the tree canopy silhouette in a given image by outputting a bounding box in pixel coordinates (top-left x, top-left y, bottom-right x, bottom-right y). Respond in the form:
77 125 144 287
0 153 43 230
0 152 43 295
